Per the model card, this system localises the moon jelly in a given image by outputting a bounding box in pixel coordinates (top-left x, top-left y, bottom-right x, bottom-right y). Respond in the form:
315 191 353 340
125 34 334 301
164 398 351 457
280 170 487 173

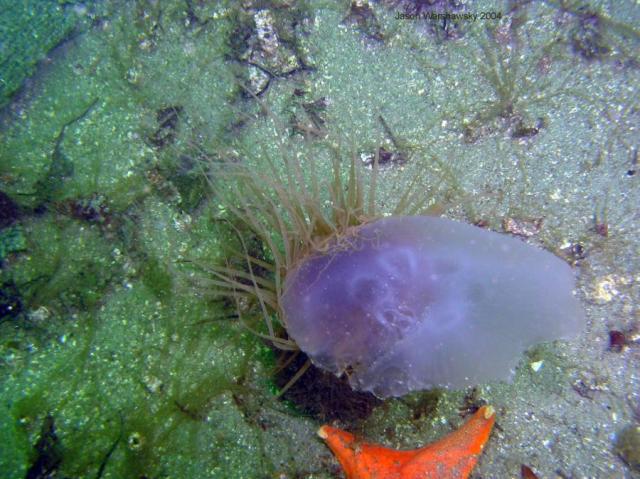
281 216 585 398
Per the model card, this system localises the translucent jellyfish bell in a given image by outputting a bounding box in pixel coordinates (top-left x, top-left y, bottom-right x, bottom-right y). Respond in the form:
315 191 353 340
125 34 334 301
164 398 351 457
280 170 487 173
281 216 585 398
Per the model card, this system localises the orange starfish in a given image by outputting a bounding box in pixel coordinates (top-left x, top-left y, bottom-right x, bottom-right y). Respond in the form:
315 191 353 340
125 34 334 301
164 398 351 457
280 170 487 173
318 405 496 479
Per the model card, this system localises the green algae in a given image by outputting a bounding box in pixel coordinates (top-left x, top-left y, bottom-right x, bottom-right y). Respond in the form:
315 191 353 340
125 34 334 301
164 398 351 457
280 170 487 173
0 226 26 263
0 1 80 108
4 216 118 314
0 284 264 478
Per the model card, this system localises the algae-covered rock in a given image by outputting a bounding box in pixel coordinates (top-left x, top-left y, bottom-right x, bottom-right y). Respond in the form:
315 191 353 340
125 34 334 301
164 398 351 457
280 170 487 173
0 225 26 263
8 216 121 312
0 278 288 478
0 1 78 108
616 424 640 471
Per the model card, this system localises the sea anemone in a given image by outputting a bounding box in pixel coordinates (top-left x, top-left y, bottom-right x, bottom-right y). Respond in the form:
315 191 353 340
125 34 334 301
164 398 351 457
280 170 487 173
192 96 584 398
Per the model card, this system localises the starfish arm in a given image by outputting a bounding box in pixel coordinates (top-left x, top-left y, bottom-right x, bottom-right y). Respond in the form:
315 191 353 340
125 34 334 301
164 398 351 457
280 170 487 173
401 405 496 479
318 425 410 479
318 405 496 479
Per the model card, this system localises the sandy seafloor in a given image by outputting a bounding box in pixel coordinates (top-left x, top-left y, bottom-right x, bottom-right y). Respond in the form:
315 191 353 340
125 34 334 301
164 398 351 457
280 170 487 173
0 1 639 478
